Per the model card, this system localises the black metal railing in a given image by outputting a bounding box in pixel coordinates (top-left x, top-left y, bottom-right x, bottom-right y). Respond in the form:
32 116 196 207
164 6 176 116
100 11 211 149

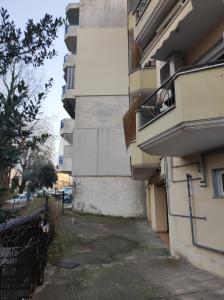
138 79 175 128
0 209 48 300
134 0 151 21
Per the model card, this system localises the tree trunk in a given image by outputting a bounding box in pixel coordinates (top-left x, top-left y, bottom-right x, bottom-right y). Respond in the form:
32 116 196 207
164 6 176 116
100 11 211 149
19 178 27 194
0 167 10 206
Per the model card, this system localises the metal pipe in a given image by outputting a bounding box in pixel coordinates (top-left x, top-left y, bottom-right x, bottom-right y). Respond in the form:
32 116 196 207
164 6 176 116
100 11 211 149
164 157 206 220
186 174 224 255
62 191 65 215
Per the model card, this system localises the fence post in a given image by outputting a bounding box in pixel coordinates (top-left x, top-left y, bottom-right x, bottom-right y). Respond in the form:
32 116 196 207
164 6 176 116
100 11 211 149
62 191 64 215
45 195 49 213
13 194 15 209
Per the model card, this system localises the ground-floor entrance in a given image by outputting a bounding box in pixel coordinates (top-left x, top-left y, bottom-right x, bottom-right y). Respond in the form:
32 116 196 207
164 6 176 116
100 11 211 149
146 182 170 248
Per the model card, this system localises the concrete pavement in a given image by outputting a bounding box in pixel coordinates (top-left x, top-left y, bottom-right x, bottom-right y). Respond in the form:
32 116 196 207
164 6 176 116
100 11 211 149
34 213 224 300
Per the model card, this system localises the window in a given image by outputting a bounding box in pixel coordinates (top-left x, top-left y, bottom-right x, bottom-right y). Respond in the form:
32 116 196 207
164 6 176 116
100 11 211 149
212 169 224 198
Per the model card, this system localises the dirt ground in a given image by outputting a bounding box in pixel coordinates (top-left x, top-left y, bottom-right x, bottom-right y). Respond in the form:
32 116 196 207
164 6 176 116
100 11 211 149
34 212 224 300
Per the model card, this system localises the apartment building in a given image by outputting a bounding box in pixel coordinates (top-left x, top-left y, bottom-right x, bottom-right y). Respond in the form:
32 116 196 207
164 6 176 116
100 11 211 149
125 0 224 277
58 119 74 174
60 0 146 217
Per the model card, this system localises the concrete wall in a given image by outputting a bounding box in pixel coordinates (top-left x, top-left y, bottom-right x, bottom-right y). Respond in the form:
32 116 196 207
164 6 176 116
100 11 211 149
75 96 129 128
69 0 145 218
80 0 127 28
75 27 129 96
73 176 147 217
73 128 131 176
166 153 224 278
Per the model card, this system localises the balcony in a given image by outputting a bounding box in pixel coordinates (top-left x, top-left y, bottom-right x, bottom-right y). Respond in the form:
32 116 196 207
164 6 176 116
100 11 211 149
64 145 73 156
133 0 179 50
138 0 224 65
60 118 75 145
66 3 80 25
136 62 224 157
63 54 76 82
130 67 156 95
58 154 72 174
129 141 160 180
63 54 76 70
64 24 78 53
62 86 76 119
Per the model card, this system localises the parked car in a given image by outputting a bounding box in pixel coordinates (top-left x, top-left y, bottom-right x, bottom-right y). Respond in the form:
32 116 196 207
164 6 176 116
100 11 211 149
7 194 28 204
63 187 73 194
63 194 73 204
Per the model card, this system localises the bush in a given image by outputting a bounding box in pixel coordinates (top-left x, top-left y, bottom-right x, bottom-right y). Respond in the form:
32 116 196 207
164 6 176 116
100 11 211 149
0 208 20 224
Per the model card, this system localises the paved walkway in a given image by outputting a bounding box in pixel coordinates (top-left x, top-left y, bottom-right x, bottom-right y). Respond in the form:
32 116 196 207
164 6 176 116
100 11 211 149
34 213 224 300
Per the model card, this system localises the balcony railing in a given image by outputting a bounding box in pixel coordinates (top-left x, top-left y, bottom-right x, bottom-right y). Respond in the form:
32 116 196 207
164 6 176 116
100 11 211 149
138 78 175 128
133 0 151 21
64 53 71 64
62 85 67 96
65 24 69 34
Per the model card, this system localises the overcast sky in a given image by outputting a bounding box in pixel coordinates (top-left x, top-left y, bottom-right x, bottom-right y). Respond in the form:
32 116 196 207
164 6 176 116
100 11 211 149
0 0 79 161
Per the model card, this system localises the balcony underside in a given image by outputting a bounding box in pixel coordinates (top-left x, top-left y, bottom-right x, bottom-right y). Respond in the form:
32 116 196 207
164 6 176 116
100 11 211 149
66 3 79 25
63 98 76 119
139 118 224 157
132 164 158 180
65 34 77 53
142 0 224 63
61 133 73 145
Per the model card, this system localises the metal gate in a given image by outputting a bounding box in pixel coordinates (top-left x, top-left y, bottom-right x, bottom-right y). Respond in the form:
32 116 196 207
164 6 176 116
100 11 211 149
0 209 48 300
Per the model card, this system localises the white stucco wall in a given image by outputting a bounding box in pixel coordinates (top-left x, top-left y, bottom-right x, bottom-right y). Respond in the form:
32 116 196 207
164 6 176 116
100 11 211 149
166 153 224 278
73 176 147 218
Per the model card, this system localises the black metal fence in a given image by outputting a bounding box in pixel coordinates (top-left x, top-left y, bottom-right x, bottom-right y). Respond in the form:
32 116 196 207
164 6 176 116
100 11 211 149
0 209 48 300
138 79 175 128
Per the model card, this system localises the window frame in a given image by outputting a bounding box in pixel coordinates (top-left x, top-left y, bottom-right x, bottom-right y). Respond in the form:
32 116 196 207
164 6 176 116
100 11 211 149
212 168 224 198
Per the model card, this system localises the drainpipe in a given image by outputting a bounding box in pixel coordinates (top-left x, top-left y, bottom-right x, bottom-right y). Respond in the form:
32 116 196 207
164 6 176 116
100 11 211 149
164 157 206 220
186 174 224 255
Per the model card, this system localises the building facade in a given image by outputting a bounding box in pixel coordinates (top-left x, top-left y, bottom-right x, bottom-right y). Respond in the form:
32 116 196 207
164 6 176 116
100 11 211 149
125 0 224 277
61 0 146 217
